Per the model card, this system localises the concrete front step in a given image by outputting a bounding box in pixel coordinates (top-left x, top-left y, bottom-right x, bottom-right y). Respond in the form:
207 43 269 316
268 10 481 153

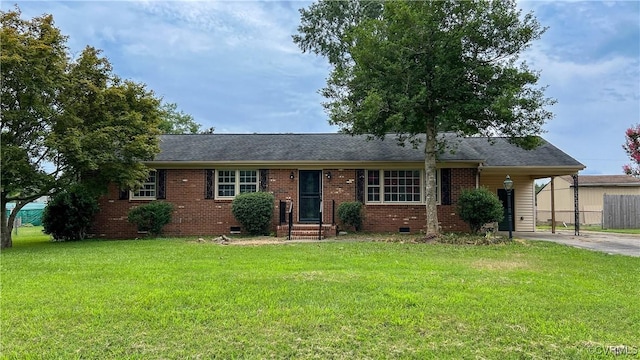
290 230 325 240
277 224 336 239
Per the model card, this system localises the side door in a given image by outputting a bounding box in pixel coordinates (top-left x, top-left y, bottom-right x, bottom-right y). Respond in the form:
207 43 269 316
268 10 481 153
497 189 515 231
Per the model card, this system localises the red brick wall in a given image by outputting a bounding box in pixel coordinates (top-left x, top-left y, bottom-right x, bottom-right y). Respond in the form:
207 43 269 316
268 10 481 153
92 167 475 238
323 169 357 224
438 168 475 232
362 168 474 233
94 168 306 238
93 169 241 238
268 169 297 229
92 184 141 239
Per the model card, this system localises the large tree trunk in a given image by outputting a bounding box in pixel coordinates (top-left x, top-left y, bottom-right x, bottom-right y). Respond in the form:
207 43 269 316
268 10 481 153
2 197 14 249
1 197 30 249
1 199 10 249
424 123 439 238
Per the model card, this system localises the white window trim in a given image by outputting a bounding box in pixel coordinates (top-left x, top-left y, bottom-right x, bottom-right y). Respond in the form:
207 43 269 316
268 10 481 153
130 170 157 201
365 169 441 205
215 169 258 200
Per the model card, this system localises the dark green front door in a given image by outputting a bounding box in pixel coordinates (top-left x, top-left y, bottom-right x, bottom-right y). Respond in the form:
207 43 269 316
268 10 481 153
299 170 321 222
497 189 515 231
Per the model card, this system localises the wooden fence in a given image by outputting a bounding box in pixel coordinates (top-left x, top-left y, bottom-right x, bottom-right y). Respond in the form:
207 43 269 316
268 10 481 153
603 195 640 229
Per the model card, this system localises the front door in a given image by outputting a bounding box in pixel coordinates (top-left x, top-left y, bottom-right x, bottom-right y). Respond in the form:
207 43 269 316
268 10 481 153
299 170 321 222
497 189 515 231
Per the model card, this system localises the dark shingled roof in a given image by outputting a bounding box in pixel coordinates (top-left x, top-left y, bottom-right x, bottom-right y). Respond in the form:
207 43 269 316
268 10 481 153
559 174 640 186
459 137 584 167
153 133 583 167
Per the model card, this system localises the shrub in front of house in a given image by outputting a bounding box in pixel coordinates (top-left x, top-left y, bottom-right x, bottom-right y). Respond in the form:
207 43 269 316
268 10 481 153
456 187 504 234
337 201 363 231
127 201 174 236
43 186 99 241
231 192 275 235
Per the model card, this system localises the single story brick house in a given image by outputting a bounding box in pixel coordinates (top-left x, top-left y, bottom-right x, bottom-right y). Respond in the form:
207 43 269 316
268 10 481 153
92 133 584 238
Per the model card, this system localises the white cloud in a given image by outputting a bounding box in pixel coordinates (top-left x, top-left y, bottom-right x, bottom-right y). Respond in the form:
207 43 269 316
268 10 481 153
132 1 302 55
527 46 639 103
7 0 638 175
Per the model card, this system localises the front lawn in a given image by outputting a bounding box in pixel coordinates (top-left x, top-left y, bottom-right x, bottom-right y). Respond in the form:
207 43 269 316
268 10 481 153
2 230 639 358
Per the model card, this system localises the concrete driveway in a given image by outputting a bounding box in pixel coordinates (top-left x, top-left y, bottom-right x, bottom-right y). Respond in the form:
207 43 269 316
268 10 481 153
515 230 640 257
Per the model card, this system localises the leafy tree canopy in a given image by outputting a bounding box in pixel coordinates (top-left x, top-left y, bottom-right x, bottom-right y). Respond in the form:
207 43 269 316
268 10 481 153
0 7 192 248
294 0 554 237
158 102 203 134
623 124 640 177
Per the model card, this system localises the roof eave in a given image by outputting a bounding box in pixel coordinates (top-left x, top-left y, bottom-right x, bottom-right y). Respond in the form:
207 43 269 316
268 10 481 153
479 165 585 178
144 159 484 169
573 183 640 187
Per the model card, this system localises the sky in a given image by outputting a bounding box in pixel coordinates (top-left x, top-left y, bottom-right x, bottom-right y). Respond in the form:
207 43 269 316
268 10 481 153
6 1 640 176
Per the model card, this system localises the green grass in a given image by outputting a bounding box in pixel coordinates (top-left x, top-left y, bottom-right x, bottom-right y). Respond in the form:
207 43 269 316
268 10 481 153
4 225 50 244
2 228 639 359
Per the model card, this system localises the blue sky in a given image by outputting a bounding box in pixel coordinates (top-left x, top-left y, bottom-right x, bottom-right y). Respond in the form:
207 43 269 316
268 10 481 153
7 1 639 175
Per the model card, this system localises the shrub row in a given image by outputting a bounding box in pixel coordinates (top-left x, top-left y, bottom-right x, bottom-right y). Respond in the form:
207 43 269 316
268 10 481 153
42 186 502 241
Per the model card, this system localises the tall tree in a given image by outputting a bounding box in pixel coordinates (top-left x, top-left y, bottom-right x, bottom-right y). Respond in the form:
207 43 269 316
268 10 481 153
294 0 554 237
623 124 640 177
158 102 202 134
1 8 68 248
55 46 162 192
1 8 162 248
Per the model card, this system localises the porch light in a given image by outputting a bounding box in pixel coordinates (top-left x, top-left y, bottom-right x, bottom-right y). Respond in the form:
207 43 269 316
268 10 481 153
289 171 295 180
503 175 513 240
325 171 332 179
503 175 513 191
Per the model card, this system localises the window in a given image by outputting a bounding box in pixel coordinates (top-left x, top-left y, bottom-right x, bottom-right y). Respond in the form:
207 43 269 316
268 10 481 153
239 170 257 193
217 170 258 198
366 169 440 204
384 170 421 202
131 171 157 200
217 170 236 197
367 170 380 202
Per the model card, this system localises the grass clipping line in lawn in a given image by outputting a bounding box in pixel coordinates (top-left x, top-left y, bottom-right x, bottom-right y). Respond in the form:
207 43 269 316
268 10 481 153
190 232 512 246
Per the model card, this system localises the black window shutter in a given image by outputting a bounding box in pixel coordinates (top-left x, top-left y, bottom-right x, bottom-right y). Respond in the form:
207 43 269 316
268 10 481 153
118 189 129 200
259 169 268 192
441 168 452 205
279 200 287 224
356 169 365 202
156 169 167 199
205 169 215 199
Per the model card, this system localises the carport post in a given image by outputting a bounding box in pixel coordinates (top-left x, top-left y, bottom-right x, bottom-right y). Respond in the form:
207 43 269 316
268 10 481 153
503 175 514 240
550 177 556 234
573 174 580 236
